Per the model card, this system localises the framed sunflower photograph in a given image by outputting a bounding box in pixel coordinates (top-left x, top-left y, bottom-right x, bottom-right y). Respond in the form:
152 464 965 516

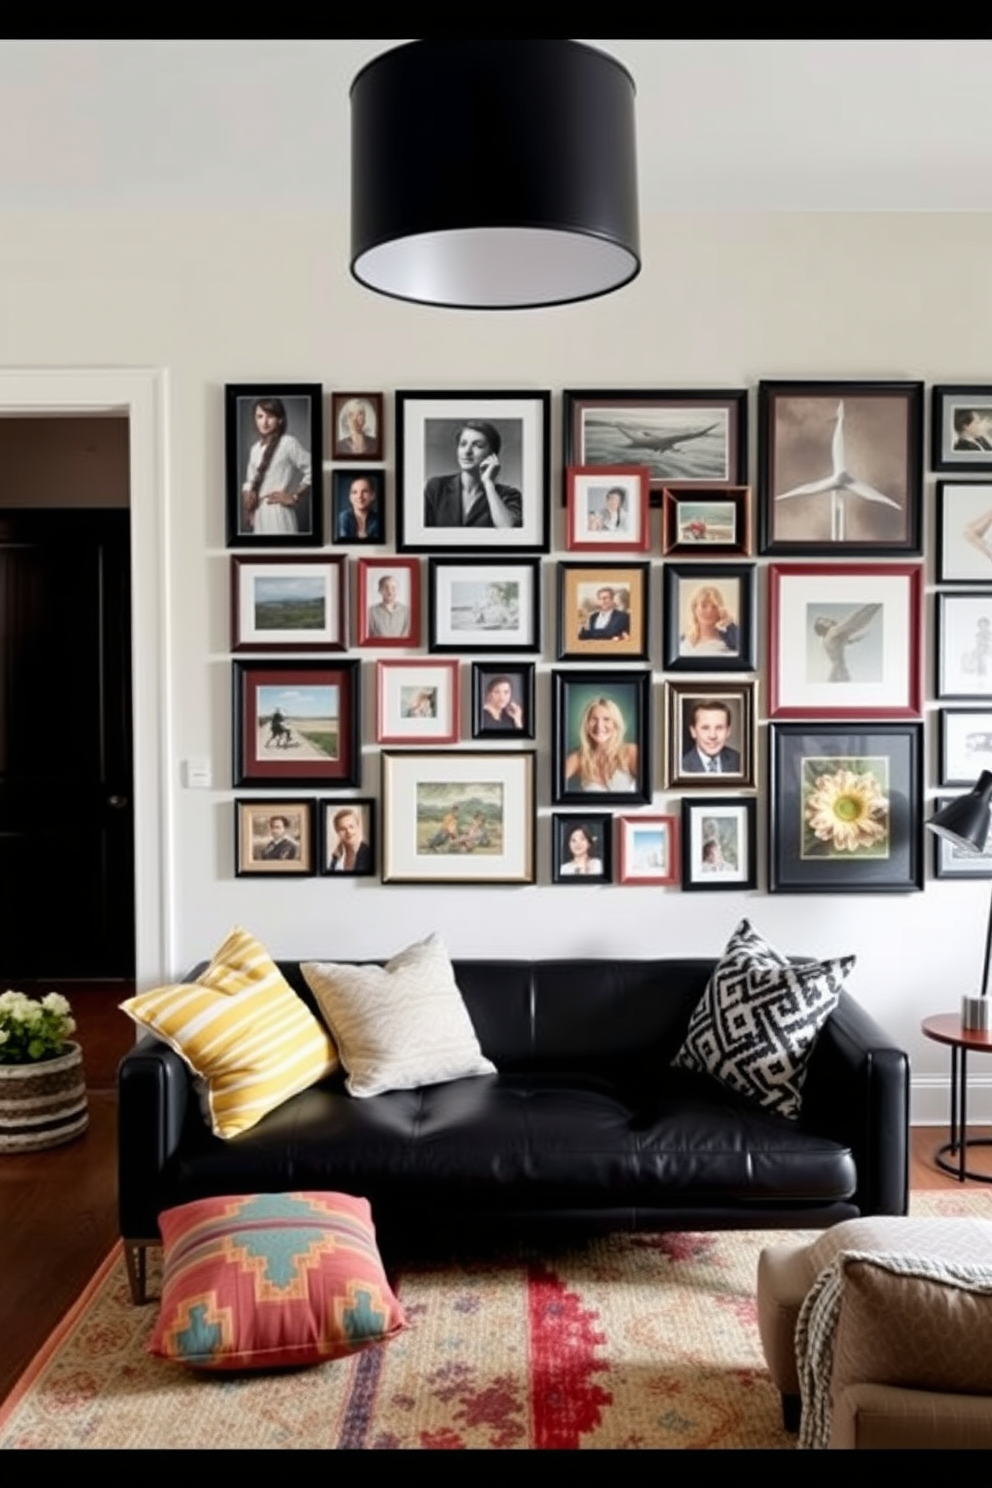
768 722 923 894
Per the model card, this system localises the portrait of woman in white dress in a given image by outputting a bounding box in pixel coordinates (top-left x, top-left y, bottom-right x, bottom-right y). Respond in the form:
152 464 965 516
228 386 321 545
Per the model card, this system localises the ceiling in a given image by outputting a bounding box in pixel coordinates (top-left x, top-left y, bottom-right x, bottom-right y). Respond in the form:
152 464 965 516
0 40 990 214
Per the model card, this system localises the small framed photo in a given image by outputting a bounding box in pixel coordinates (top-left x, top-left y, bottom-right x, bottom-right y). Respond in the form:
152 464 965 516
330 392 384 462
661 485 752 557
936 592 992 699
556 562 649 662
234 799 316 877
381 749 536 884
551 813 612 884
937 483 992 583
232 659 361 788
757 380 924 555
319 798 376 877
471 662 535 739
376 658 460 745
565 465 650 552
768 563 922 719
931 385 992 473
355 558 419 648
940 708 992 786
666 680 756 790
662 563 756 672
932 796 992 878
768 721 924 893
230 555 346 653
225 383 323 548
681 797 756 891
428 557 540 653
331 469 386 544
617 814 679 886
563 388 748 505
396 390 550 553
552 668 652 805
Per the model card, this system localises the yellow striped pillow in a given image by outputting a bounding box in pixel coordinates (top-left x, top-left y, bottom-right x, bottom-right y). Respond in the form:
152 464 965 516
120 927 339 1139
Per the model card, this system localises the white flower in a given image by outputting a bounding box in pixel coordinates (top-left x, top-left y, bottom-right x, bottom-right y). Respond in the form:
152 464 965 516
805 768 888 853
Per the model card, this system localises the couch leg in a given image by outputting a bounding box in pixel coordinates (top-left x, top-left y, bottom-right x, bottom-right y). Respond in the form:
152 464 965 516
781 1392 801 1433
123 1240 156 1305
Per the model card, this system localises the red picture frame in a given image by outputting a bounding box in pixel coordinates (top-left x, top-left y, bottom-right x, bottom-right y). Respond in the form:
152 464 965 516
617 814 680 886
354 557 420 649
564 465 650 552
375 659 460 745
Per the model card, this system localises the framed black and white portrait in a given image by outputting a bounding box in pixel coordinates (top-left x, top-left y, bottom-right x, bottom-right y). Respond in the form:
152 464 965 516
225 383 323 548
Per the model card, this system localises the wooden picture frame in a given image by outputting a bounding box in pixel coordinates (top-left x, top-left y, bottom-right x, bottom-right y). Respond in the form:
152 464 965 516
354 558 420 649
660 485 752 557
232 658 361 788
376 658 460 745
331 468 386 544
617 814 679 886
234 798 316 877
665 680 756 790
230 555 346 653
225 383 323 548
931 385 992 474
556 561 650 662
662 563 756 672
564 465 650 552
318 798 376 877
330 392 384 462
680 797 756 891
471 662 535 740
428 557 541 654
551 668 652 805
551 813 612 884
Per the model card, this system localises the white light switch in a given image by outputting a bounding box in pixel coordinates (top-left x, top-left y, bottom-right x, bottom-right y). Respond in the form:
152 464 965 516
183 759 213 789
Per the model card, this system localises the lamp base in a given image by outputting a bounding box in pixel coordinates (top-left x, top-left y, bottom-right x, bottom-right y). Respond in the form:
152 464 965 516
962 995 991 1031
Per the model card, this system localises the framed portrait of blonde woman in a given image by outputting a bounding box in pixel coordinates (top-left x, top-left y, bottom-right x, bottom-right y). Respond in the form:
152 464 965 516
662 563 756 672
551 669 651 806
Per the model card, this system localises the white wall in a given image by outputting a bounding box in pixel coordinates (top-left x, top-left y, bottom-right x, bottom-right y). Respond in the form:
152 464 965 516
0 207 988 1122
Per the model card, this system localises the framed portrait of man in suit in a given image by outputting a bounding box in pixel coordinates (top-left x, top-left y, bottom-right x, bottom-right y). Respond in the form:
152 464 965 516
556 562 650 662
666 680 756 790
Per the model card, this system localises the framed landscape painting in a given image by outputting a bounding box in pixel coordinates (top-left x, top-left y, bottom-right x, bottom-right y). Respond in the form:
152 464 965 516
230 555 346 653
232 659 361 788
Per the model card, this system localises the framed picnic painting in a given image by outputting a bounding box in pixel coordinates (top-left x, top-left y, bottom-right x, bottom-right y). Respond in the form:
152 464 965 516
662 563 756 672
932 796 992 878
680 797 756 891
768 721 924 894
354 558 420 649
665 680 756 790
234 799 316 877
471 662 535 740
940 708 992 786
757 380 924 555
395 389 550 553
319 798 376 877
768 563 922 719
376 658 460 745
232 658 361 788
931 385 992 473
428 557 540 654
660 485 752 557
936 481 992 583
551 813 612 885
330 392 384 462
556 561 650 662
230 555 346 653
617 814 679 886
563 388 748 505
551 668 652 806
225 383 323 548
381 749 536 884
935 591 992 699
564 465 650 552
331 468 386 544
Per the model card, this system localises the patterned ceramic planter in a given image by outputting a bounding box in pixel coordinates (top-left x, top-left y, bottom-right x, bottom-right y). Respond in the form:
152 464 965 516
0 1041 89 1153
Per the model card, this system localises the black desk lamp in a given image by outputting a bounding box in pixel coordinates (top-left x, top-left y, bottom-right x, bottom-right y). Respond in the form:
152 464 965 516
927 770 992 1027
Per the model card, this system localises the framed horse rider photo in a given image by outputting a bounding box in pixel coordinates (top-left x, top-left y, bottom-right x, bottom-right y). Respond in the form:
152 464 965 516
232 659 362 788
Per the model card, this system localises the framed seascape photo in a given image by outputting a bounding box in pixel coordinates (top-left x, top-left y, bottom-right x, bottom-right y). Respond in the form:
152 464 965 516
563 388 748 505
551 669 651 806
681 797 756 891
230 555 346 653
396 389 550 553
768 563 922 719
768 721 924 893
225 383 323 548
617 814 679 886
331 469 386 544
936 592 992 699
556 562 649 662
936 482 992 583
661 485 752 557
471 661 535 740
232 659 361 788
931 385 992 473
757 380 924 555
355 558 419 649
376 658 460 745
932 796 992 879
940 709 992 786
428 557 540 654
551 813 612 885
234 799 316 877
662 563 756 672
330 392 384 462
381 749 536 885
319 798 376 877
666 681 756 790
564 465 650 552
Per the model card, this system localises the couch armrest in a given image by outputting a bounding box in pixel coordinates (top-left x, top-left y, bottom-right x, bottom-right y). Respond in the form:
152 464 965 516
831 1382 992 1449
800 990 909 1218
117 1034 192 1240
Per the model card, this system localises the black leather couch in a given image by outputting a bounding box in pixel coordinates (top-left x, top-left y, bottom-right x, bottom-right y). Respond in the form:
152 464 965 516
118 957 909 1303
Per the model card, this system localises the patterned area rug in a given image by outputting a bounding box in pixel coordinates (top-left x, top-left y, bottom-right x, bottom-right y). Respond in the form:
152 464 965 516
3 1191 989 1450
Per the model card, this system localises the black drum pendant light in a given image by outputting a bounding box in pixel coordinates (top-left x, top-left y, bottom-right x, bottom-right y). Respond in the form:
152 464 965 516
350 40 640 310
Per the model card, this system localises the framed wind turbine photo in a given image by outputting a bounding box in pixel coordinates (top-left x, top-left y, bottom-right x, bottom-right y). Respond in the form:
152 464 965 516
757 381 924 556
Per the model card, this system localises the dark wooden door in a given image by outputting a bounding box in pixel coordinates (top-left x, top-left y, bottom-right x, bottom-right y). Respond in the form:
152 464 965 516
0 509 134 977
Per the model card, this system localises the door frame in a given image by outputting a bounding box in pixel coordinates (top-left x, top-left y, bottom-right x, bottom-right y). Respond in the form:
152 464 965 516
0 368 171 986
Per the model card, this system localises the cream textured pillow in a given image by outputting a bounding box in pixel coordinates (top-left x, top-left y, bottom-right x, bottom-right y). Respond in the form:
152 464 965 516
302 933 496 1098
120 926 339 1139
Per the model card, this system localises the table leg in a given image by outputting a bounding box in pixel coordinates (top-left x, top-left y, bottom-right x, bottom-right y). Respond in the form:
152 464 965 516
960 1046 969 1184
950 1044 959 1159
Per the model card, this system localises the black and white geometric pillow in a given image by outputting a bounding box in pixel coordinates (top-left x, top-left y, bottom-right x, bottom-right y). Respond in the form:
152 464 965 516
672 918 855 1120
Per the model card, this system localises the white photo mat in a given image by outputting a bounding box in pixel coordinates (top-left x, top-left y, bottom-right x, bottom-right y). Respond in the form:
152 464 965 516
234 557 343 649
382 750 535 883
941 709 992 785
686 802 751 885
431 561 538 650
377 661 459 743
938 592 992 697
938 482 992 583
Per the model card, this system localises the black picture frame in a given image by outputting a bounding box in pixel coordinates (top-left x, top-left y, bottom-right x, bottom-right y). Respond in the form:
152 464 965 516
768 721 924 893
225 383 323 548
471 662 536 740
936 480 992 584
680 796 757 891
931 385 992 473
551 668 652 805
556 561 650 662
757 379 924 555
331 468 386 545
427 557 541 654
940 707 992 787
318 798 377 877
662 563 756 672
551 813 613 884
935 591 992 701
932 795 992 879
232 658 361 789
234 798 316 877
660 485 752 556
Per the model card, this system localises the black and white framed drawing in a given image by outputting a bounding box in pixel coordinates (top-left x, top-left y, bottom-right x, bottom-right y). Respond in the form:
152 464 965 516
936 481 992 583
936 591 992 699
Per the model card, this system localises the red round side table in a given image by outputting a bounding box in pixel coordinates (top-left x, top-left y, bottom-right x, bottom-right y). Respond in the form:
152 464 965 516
921 1013 992 1183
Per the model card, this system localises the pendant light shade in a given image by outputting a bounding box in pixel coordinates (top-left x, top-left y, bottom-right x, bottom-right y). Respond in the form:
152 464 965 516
350 40 640 310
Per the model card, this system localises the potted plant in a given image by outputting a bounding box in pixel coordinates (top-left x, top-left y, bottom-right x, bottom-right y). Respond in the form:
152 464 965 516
0 991 89 1152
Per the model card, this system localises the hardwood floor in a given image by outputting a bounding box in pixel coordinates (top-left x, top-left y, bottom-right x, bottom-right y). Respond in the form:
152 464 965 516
1 985 990 1404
